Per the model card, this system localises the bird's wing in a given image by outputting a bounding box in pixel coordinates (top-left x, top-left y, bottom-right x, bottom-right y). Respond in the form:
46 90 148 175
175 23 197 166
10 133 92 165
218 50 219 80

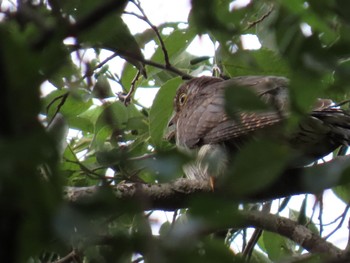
201 112 282 145
177 76 288 148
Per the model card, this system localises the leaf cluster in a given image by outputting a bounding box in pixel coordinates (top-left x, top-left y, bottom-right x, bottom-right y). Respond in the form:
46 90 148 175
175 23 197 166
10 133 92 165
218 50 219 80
2 0 350 262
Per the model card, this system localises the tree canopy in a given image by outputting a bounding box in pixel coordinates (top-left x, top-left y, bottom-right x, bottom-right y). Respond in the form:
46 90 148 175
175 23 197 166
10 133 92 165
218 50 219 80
2 0 350 262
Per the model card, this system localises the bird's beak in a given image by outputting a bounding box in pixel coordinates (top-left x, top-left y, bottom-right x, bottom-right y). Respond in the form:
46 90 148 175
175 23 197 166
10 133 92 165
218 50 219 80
164 114 176 143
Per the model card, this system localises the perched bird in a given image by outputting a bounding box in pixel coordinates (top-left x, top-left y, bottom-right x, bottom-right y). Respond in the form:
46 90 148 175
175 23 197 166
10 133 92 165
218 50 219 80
167 76 350 183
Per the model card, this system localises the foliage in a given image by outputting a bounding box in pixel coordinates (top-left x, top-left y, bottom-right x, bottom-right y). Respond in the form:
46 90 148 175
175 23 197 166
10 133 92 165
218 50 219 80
1 0 350 262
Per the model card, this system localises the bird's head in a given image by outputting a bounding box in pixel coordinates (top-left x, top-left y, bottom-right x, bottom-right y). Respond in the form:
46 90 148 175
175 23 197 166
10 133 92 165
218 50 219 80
165 76 224 143
174 77 223 113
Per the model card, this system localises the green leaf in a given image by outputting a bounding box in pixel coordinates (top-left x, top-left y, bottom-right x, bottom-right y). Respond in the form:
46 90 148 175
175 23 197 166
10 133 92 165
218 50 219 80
220 49 290 77
273 7 337 75
297 197 307 225
69 116 94 133
246 3 278 51
189 195 240 227
92 75 114 99
193 238 238 262
189 0 237 40
332 184 350 204
282 1 338 45
141 150 188 183
96 147 122 166
287 73 327 115
95 102 128 135
159 221 171 236
93 125 114 149
48 59 80 89
62 146 81 174
78 105 105 127
149 77 182 149
224 85 270 114
47 113 69 156
121 62 138 90
335 0 350 24
190 56 211 65
60 0 112 19
262 231 295 261
251 250 273 263
147 29 196 79
224 140 290 195
79 15 146 76
302 158 350 194
44 89 93 119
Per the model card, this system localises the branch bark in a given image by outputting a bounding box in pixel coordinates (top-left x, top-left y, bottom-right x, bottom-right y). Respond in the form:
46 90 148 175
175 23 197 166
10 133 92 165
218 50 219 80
63 156 350 259
64 156 350 210
238 211 342 258
179 210 342 258
64 178 212 211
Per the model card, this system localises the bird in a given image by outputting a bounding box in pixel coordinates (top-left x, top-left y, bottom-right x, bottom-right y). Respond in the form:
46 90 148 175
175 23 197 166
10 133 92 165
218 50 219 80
167 75 350 183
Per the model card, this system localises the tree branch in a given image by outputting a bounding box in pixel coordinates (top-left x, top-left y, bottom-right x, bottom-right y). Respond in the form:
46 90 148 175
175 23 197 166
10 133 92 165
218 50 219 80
63 156 350 259
64 156 350 210
242 202 271 259
33 0 129 49
129 0 171 67
64 178 212 211
107 48 192 79
164 210 342 259
238 211 342 258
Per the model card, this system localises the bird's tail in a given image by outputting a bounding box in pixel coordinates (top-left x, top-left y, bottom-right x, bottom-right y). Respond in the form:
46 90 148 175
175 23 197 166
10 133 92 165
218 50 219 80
311 108 350 146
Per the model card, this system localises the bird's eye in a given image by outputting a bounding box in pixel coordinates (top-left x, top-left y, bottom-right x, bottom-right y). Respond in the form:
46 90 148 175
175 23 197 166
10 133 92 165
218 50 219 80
178 93 187 106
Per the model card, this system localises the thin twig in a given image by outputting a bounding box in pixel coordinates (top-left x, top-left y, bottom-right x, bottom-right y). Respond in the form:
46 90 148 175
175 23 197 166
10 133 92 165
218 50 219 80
29 0 191 80
318 194 324 236
145 211 153 218
346 218 350 252
332 99 350 108
132 257 144 263
128 153 156 161
309 193 324 236
64 158 104 180
117 70 141 106
242 202 272 260
324 203 350 240
245 5 274 30
130 0 170 67
309 195 316 225
67 32 192 79
91 45 192 79
46 92 69 127
53 249 79 263
242 228 247 251
243 229 262 260
82 53 119 80
321 214 344 227
278 197 291 213
140 57 192 79
170 209 178 230
64 146 106 181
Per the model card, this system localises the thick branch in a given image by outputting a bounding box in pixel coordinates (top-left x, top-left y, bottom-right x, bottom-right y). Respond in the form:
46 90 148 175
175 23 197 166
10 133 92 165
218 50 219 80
180 211 342 258
238 211 342 258
65 179 212 211
63 157 350 259
64 156 350 210
164 211 342 259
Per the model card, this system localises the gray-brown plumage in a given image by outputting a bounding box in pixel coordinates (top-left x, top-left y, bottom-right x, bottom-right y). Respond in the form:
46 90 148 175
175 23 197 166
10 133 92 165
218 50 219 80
167 76 350 181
